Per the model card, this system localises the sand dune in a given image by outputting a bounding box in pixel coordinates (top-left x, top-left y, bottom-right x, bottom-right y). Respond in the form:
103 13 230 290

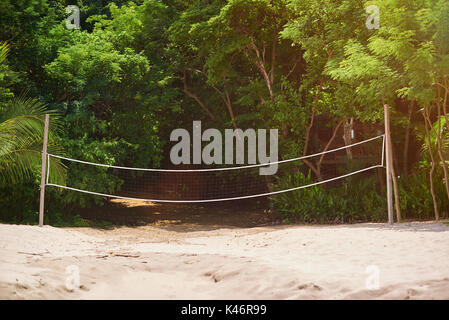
1 222 448 299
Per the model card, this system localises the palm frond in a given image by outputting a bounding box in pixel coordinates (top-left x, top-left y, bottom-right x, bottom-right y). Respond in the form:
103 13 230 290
0 95 66 185
0 42 9 66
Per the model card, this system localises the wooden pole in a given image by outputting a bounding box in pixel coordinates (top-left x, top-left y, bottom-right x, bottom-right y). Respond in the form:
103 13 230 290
384 104 394 225
39 114 50 227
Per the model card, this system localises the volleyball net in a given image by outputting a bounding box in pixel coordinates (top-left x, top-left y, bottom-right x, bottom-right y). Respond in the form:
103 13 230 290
45 135 385 203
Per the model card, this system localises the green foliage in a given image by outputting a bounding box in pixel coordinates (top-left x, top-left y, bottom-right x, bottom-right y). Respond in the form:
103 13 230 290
398 172 449 219
271 170 386 223
0 178 40 223
0 42 17 102
0 178 111 227
1 0 448 225
418 116 449 160
0 93 66 185
37 2 171 209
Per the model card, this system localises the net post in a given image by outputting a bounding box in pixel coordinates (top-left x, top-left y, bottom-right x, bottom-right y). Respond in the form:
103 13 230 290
39 114 50 227
384 104 394 225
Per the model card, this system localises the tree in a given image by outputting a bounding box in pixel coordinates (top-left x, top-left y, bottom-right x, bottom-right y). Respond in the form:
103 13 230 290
0 41 65 185
282 0 377 180
169 0 305 159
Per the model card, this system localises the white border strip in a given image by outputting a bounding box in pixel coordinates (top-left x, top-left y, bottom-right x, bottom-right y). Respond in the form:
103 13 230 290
46 164 384 203
47 135 384 172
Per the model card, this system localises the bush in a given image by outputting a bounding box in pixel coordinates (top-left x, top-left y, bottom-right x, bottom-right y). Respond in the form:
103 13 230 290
0 176 109 227
0 178 40 223
270 170 386 223
398 172 449 220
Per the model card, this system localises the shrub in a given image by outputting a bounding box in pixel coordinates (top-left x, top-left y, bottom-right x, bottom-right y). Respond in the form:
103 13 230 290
398 172 449 220
270 170 386 223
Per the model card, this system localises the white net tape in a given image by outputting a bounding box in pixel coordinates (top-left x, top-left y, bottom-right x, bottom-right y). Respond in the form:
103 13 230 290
46 135 385 203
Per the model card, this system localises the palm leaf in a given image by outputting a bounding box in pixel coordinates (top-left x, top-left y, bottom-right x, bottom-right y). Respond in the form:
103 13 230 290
0 95 66 185
0 42 9 66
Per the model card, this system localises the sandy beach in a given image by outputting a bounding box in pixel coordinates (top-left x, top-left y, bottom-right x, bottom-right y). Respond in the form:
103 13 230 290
1 221 449 299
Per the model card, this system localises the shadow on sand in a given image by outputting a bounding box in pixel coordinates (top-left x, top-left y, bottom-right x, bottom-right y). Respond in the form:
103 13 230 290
77 198 276 232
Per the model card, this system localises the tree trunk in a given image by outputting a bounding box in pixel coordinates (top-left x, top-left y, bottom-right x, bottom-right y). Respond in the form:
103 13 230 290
317 119 344 179
425 103 449 203
388 143 402 223
301 120 343 182
182 71 215 121
223 83 238 130
435 79 449 133
403 101 414 174
423 109 440 221
184 69 237 129
303 80 323 156
248 36 274 101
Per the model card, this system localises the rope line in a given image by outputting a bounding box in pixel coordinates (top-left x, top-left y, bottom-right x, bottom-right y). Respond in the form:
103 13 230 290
47 135 384 172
